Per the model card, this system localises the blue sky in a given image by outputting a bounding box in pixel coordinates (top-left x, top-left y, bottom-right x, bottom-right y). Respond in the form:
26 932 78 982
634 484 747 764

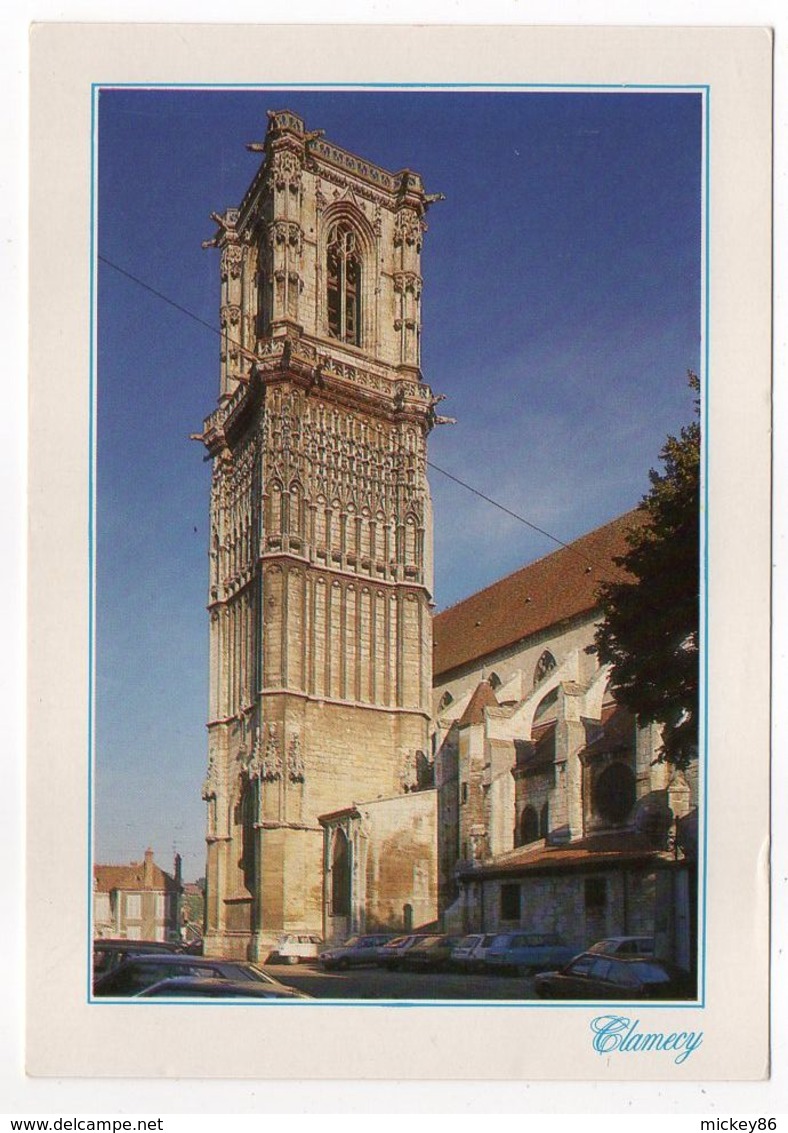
95 88 702 881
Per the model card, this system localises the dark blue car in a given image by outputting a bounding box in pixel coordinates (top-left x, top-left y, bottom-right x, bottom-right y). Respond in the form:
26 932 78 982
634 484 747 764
484 932 578 975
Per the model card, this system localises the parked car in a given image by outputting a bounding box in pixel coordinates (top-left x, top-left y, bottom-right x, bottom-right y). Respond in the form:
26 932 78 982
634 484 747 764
534 953 696 1000
135 976 310 1000
92 938 184 979
376 934 431 970
484 932 578 975
587 936 654 957
319 934 397 970
403 934 464 971
93 953 303 997
451 933 498 972
270 932 322 965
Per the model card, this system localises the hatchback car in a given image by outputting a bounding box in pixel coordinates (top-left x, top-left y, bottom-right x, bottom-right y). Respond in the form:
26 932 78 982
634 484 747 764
376 934 429 970
319 934 397 970
587 936 654 957
270 932 322 964
92 953 300 997
451 933 498 972
484 932 578 975
92 938 184 979
534 953 696 1000
403 934 463 971
135 976 310 1000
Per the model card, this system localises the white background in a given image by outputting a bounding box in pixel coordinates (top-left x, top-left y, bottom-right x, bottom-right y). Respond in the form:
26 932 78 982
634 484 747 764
3 0 786 1116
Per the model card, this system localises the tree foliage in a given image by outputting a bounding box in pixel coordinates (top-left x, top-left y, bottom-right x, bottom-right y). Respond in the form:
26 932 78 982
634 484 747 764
594 372 700 768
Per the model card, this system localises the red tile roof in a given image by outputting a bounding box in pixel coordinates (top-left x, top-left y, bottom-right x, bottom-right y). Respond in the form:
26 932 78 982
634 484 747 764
461 830 667 879
94 862 176 893
457 680 500 726
433 510 644 679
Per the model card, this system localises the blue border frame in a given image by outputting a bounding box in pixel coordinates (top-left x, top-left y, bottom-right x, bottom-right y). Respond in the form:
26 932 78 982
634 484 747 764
88 80 710 1011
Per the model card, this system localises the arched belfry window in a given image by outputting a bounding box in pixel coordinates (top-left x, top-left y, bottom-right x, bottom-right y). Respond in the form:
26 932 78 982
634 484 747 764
327 222 361 346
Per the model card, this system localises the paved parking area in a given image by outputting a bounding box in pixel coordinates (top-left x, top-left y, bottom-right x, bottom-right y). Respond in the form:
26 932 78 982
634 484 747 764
263 962 539 1000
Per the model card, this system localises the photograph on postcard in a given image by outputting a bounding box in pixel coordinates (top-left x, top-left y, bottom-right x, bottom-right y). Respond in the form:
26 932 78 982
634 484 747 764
27 23 771 1081
91 88 703 1005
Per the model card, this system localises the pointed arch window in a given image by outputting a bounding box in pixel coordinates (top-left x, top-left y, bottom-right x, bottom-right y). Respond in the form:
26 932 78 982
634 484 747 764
327 222 361 345
520 805 540 845
331 829 351 916
533 649 557 688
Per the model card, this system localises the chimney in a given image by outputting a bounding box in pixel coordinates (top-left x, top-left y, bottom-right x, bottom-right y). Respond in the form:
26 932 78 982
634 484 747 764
143 847 155 888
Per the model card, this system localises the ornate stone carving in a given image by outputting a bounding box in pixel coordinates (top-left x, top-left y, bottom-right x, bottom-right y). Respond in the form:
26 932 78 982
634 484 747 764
287 733 305 782
270 149 302 191
220 244 244 281
399 750 418 793
308 139 396 192
220 304 241 328
394 207 422 249
202 752 220 800
393 271 422 297
261 722 282 781
268 220 303 251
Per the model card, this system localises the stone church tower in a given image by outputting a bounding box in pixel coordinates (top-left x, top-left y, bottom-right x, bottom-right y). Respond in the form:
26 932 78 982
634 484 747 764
198 110 443 959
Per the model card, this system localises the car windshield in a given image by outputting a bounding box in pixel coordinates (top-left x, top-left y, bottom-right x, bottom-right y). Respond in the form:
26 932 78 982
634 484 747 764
567 955 595 976
239 964 278 984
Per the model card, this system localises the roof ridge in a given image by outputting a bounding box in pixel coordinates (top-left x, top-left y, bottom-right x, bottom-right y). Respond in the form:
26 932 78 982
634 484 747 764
434 507 642 618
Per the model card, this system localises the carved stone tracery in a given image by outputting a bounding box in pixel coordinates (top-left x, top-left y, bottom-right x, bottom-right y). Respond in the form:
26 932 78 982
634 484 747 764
270 149 302 191
288 733 305 782
261 723 282 781
221 244 244 281
394 208 423 249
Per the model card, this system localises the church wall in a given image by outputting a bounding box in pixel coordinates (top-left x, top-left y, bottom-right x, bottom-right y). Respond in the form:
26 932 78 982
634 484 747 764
433 615 597 723
463 868 658 951
321 790 438 942
362 790 438 933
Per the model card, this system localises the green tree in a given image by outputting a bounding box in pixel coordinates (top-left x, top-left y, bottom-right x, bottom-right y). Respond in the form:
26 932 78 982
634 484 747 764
594 372 700 769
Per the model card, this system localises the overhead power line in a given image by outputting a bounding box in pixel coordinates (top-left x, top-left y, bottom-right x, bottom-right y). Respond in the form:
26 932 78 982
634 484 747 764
98 252 626 574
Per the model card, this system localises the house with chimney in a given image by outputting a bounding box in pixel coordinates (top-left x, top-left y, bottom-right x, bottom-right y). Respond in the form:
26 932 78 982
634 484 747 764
93 848 183 942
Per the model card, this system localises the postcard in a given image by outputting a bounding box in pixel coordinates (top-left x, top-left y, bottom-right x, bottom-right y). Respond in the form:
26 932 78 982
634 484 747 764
27 23 772 1079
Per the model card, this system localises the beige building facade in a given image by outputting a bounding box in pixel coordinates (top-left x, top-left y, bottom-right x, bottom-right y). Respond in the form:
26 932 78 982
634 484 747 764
93 849 182 942
319 789 439 944
199 111 445 960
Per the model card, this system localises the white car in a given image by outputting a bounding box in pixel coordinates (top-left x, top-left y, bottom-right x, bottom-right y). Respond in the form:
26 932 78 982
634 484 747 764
451 933 497 972
273 932 323 964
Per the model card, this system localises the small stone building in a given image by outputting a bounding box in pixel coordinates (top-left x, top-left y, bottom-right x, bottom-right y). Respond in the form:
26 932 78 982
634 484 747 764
319 788 438 944
432 512 698 965
93 849 183 942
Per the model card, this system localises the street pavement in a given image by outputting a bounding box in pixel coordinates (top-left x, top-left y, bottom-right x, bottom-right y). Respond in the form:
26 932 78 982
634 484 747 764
264 961 538 1000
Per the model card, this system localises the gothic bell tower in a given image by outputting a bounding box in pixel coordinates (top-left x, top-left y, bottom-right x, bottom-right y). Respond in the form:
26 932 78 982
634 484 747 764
198 110 444 959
